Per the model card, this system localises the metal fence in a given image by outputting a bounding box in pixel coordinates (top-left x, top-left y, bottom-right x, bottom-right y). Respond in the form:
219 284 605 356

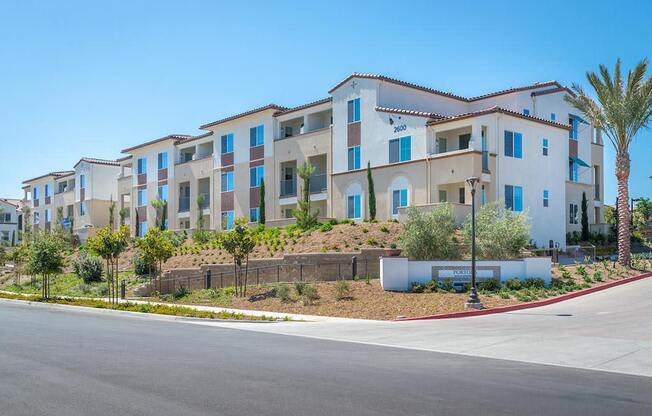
155 256 376 295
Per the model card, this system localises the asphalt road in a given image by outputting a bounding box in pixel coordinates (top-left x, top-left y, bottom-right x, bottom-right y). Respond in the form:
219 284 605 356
1 301 651 416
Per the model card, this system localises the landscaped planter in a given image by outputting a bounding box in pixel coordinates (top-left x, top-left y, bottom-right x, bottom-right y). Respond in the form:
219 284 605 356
385 248 402 257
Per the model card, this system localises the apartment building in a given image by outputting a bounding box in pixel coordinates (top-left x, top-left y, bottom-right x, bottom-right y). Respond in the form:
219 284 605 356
0 198 23 245
22 73 605 249
21 158 121 241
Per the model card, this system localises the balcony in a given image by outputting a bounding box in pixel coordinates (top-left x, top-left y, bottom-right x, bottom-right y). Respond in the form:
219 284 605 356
309 173 327 194
280 179 297 197
198 193 210 210
178 197 190 213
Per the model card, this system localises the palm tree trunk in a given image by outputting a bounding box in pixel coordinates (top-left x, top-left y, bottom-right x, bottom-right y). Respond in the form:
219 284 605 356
616 152 631 266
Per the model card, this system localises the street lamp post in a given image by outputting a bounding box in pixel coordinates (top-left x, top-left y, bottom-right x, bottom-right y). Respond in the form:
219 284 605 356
465 176 483 310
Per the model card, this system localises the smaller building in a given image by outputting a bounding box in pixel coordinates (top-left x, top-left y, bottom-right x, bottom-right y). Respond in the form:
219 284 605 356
0 198 24 245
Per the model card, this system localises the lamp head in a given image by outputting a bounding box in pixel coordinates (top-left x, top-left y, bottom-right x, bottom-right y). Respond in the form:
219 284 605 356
466 176 479 189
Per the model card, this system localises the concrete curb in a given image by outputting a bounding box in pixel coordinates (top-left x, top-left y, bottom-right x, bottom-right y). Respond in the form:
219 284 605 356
395 271 652 321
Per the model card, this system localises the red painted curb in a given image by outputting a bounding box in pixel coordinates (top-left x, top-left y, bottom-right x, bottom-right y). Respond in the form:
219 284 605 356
395 271 652 321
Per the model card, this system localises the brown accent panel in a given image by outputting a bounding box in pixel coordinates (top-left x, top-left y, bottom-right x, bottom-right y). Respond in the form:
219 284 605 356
221 165 234 173
221 152 234 166
569 139 578 158
136 206 147 221
80 188 85 202
45 196 51 205
33 199 39 208
249 158 264 167
137 173 147 185
347 122 361 147
250 145 264 161
221 191 234 211
250 187 260 207
158 168 168 181
158 179 168 186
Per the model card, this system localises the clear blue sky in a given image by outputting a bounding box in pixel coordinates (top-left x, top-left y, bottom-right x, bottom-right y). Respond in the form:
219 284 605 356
1 0 651 203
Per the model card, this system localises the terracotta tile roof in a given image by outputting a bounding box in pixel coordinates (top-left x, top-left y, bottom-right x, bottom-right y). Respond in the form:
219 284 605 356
174 131 214 145
376 106 446 119
426 106 571 130
468 81 562 101
116 155 132 162
274 97 332 116
22 170 76 184
0 198 24 209
121 134 192 153
74 157 120 168
530 86 576 97
199 104 287 130
329 73 468 101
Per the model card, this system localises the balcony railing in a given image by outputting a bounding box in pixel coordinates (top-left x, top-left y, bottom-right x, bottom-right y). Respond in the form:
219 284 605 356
178 196 190 213
280 180 297 197
309 173 327 194
482 150 489 173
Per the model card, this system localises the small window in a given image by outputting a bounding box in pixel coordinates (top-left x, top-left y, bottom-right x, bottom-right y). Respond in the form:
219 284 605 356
79 174 86 189
34 212 40 224
139 221 148 237
79 202 86 216
569 204 579 224
458 134 471 150
389 136 411 163
347 98 361 123
459 187 465 204
551 113 556 121
44 184 51 198
438 190 447 203
33 187 39 200
157 152 168 170
250 125 264 147
523 109 530 116
157 184 168 201
347 194 361 219
543 190 549 207
569 116 579 140
504 131 522 158
542 138 549 156
221 133 234 154
250 207 260 223
505 185 523 212
392 189 408 215
347 146 361 170
221 211 235 230
437 137 447 153
569 161 579 182
45 209 51 223
481 185 486 206
221 171 234 192
137 189 147 207
250 165 264 187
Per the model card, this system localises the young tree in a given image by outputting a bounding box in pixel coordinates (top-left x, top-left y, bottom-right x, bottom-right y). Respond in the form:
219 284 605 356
581 191 590 241
221 218 256 297
258 178 266 225
367 162 376 221
119 208 128 227
10 243 29 284
27 233 65 299
151 198 168 230
135 209 140 238
136 227 175 292
108 197 116 230
293 162 319 229
196 194 205 231
565 58 652 266
87 225 130 304
400 205 459 260
462 201 531 259
56 207 64 231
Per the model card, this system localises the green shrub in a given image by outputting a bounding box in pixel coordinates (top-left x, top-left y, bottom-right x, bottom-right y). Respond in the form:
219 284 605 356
319 222 333 232
523 278 545 289
463 201 530 259
335 280 351 300
400 205 459 260
440 278 454 292
72 252 104 283
379 225 389 233
367 237 378 246
593 271 604 282
410 282 425 293
505 278 522 291
133 253 156 277
164 230 187 248
192 229 212 244
425 280 439 293
362 228 369 233
478 278 501 292
294 281 307 296
275 284 291 302
173 285 190 299
301 284 319 306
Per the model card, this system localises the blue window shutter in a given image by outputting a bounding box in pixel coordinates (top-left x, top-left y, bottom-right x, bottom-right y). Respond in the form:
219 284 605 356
354 146 361 169
355 195 361 218
354 98 361 121
504 131 513 157
347 196 354 218
389 139 399 163
348 148 354 170
514 186 523 211
505 185 514 210
514 133 522 158
400 136 411 161
400 189 408 207
258 125 264 145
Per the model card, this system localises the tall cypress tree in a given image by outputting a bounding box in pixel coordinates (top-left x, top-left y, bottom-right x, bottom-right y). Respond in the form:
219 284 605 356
259 179 266 225
367 162 376 221
581 191 590 241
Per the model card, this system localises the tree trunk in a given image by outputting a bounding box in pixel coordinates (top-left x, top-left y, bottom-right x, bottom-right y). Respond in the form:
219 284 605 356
616 152 631 266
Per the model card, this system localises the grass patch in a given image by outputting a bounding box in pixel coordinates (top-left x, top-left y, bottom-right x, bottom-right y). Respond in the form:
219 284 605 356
1 272 146 298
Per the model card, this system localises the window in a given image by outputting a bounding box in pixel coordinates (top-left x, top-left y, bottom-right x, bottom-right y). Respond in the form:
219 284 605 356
79 174 86 189
504 131 523 158
221 171 234 192
221 211 235 230
139 221 148 237
569 116 579 140
481 185 486 206
542 138 549 156
79 202 86 216
569 161 579 182
221 133 234 154
389 136 411 163
250 207 260 223
569 204 579 224
459 187 466 204
523 109 530 116
45 184 51 198
250 165 264 187
157 152 168 170
347 98 361 123
505 185 523 212
137 158 147 175
347 146 360 170
158 184 168 201
391 189 408 215
458 134 471 150
437 137 447 153
33 187 39 200
551 113 556 121
34 212 40 224
250 125 264 147
0 213 10 223
45 209 51 223
1 231 8 242
543 190 549 207
438 190 447 203
347 194 361 219
138 189 147 207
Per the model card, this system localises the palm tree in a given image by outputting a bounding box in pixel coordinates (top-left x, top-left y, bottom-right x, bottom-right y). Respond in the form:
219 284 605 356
565 58 652 266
